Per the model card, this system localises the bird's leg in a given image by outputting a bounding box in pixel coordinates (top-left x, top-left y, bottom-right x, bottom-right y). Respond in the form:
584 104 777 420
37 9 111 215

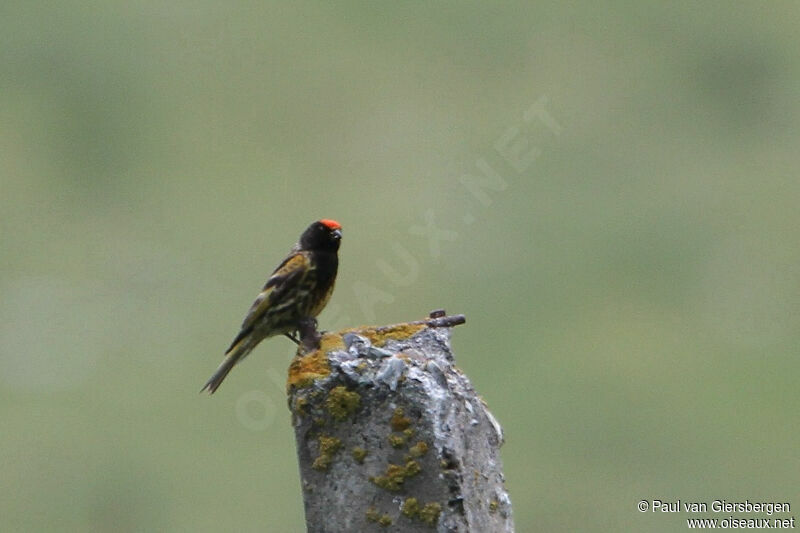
284 332 300 345
298 317 321 351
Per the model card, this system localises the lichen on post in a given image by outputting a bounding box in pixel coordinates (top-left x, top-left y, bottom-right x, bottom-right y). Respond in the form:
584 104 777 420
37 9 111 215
287 311 514 532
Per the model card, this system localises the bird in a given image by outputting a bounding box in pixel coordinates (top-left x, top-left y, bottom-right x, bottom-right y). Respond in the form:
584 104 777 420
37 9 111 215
201 219 342 394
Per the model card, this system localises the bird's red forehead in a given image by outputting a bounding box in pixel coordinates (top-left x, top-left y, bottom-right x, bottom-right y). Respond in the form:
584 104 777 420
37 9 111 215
320 219 341 230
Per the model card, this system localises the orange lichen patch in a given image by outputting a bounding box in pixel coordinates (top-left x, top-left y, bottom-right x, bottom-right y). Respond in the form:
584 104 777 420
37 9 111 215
419 502 442 525
326 386 361 421
401 497 420 518
287 348 331 390
365 507 392 526
293 397 309 417
402 498 442 526
352 447 368 464
390 407 411 432
369 460 421 491
407 441 429 459
312 435 342 471
388 434 406 448
286 323 425 389
340 322 426 347
317 331 346 353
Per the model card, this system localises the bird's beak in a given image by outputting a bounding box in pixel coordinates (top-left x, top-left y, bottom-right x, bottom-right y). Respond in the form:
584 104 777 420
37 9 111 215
332 229 342 240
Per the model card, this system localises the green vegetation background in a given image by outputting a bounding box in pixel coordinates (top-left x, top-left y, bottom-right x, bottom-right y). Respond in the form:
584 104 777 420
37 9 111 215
2 3 798 531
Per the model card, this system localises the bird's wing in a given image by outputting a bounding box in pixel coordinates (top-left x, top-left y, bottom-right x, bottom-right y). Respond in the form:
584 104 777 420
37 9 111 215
225 252 310 352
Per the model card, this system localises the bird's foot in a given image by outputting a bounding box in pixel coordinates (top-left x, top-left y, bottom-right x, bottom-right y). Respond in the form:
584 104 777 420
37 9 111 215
298 317 321 351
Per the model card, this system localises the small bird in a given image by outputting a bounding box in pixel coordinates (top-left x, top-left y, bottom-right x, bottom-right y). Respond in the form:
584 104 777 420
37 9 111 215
201 219 342 394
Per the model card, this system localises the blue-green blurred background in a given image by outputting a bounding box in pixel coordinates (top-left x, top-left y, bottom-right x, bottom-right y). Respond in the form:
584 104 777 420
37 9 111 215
2 2 799 531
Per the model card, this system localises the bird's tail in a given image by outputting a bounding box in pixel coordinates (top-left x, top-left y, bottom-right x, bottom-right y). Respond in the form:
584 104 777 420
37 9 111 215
200 338 252 394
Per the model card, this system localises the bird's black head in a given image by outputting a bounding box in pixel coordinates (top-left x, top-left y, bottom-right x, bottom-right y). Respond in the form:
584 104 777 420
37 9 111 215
299 219 342 252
